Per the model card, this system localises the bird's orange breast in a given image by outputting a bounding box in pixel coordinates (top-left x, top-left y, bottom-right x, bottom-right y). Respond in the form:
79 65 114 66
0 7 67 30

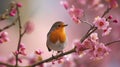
49 28 66 44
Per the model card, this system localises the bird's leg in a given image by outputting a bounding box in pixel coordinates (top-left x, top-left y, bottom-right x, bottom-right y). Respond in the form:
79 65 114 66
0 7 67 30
52 51 56 59
57 51 63 54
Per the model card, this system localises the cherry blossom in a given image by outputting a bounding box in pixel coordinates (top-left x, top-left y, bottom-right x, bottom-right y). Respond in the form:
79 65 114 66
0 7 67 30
90 43 110 60
24 20 35 34
60 0 69 9
0 32 9 44
68 6 83 23
16 2 23 7
102 27 112 36
93 16 109 30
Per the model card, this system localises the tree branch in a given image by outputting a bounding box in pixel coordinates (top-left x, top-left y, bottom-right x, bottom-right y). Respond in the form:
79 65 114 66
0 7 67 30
105 40 120 46
15 6 23 66
0 17 18 32
27 48 76 67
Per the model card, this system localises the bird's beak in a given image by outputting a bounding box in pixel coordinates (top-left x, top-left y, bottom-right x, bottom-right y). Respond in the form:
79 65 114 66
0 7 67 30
64 24 68 27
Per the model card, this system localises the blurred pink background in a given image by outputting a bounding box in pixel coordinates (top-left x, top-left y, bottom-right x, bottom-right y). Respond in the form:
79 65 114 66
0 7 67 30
0 0 120 67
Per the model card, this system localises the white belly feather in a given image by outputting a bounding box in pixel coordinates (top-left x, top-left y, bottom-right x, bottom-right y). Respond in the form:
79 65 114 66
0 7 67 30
47 40 67 51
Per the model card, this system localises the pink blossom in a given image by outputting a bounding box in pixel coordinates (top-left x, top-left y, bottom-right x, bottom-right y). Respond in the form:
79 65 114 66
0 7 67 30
0 40 3 43
35 49 43 55
102 27 112 36
68 6 83 23
90 33 98 41
7 56 15 64
60 0 69 9
113 19 118 23
2 37 9 42
16 2 23 7
107 0 118 8
24 20 35 34
82 38 96 50
19 43 26 56
0 32 9 44
72 15 80 24
13 43 26 56
1 32 8 37
90 43 110 60
28 54 37 64
9 9 17 16
18 58 22 63
107 15 113 19
13 51 19 56
74 40 85 54
93 16 109 30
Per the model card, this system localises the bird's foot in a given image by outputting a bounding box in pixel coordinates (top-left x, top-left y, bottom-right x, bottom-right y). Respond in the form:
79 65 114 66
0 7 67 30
52 54 56 59
57 51 63 54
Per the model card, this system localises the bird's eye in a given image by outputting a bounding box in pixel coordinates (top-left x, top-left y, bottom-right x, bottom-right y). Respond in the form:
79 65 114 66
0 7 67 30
58 25 61 27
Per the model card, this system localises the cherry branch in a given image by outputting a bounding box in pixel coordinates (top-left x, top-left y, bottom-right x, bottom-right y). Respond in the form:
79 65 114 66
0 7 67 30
15 6 25 66
0 17 18 32
105 40 120 46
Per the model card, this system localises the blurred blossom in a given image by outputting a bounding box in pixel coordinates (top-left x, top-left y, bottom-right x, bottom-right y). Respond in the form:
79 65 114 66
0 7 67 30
90 33 98 41
113 19 118 23
62 55 76 67
18 58 22 63
93 16 109 30
90 43 110 60
60 0 83 24
13 43 26 56
9 9 17 17
102 27 112 36
68 5 83 23
74 40 86 54
7 55 15 65
35 49 43 55
0 32 9 44
1 31 8 37
28 54 36 64
60 0 69 9
16 2 23 7
106 0 118 8
28 54 43 66
107 15 113 19
24 20 35 34
19 43 27 56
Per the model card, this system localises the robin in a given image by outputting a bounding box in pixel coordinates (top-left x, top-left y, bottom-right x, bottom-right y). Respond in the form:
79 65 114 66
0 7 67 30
46 21 68 53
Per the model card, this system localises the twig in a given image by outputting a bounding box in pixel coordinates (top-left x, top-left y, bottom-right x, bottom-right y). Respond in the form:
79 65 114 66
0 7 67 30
80 26 95 42
15 6 23 66
81 27 97 42
80 19 92 27
27 48 76 67
0 17 18 32
105 40 120 46
101 7 112 18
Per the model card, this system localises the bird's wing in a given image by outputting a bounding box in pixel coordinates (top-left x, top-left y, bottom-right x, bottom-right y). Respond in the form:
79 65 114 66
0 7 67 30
46 34 52 52
46 43 51 52
46 24 56 52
